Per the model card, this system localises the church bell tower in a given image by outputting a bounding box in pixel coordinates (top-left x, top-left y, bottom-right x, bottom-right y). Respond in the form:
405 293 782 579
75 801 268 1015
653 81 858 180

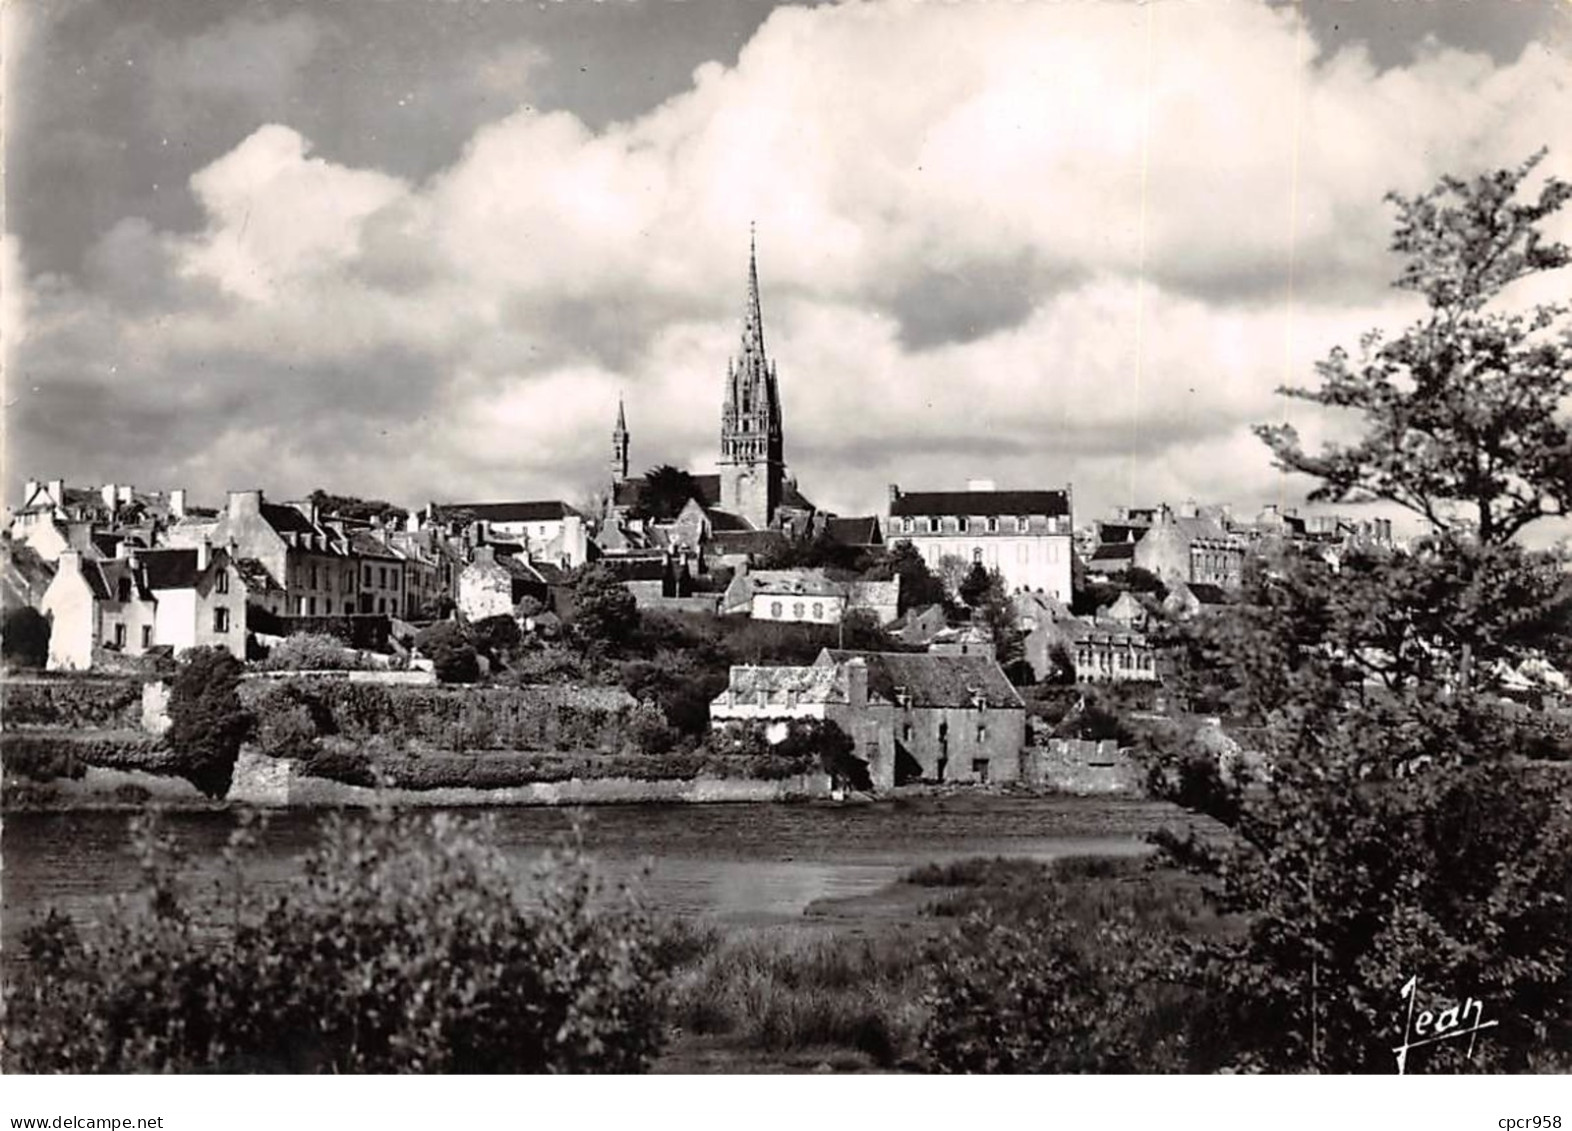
719 228 785 530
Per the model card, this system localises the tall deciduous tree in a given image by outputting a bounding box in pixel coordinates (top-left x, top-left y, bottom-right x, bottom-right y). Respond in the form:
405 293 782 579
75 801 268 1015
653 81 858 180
1257 151 1572 545
1144 154 1572 1073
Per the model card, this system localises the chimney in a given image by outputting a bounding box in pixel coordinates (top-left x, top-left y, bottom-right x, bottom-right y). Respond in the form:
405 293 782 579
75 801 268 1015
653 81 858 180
228 490 262 521
1179 498 1199 519
888 484 901 504
967 479 996 493
843 657 869 708
24 478 38 504
198 538 211 571
115 538 133 560
47 479 65 507
169 489 187 519
101 483 119 509
118 484 134 506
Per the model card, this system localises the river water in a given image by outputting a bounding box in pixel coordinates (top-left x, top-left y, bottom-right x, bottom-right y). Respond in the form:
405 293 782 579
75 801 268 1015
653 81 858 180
2 795 1186 951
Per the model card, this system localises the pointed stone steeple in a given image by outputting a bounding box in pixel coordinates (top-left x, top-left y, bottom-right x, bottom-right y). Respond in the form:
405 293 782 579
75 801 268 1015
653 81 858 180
610 395 630 483
720 226 785 530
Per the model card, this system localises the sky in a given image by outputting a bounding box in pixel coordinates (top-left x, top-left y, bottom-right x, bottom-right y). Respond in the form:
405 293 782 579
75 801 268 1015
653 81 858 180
4 0 1570 540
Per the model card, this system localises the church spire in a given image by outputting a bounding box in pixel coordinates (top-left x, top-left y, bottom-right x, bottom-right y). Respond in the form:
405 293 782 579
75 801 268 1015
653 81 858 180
610 395 630 483
740 220 766 363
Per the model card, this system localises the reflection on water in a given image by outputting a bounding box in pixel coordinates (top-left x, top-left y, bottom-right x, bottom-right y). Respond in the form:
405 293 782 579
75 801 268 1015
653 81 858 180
1 796 1180 950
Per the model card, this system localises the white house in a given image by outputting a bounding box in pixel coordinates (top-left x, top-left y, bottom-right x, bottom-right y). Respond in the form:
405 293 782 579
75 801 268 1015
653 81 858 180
884 480 1073 601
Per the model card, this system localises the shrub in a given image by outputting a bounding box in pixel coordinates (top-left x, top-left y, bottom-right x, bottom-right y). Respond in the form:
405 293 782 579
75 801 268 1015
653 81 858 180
0 677 144 728
167 647 249 799
414 621 479 684
2 606 50 668
261 632 372 672
469 615 522 662
3 812 670 1072
0 731 174 781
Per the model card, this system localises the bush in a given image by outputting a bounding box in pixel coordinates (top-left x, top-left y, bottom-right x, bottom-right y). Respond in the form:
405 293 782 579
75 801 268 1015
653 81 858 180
2 606 50 668
414 621 479 684
0 677 144 728
1 731 174 782
3 812 670 1072
167 647 249 799
469 615 522 662
261 632 372 672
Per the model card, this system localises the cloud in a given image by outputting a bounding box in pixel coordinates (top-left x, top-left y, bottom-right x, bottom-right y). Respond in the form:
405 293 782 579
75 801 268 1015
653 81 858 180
6 0 1571 529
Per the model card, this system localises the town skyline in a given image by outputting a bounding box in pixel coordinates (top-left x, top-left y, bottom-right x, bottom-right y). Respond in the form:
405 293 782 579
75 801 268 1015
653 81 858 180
5 0 1571 545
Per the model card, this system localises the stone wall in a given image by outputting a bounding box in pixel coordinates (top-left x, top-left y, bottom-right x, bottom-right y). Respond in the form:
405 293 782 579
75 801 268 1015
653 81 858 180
1023 738 1144 795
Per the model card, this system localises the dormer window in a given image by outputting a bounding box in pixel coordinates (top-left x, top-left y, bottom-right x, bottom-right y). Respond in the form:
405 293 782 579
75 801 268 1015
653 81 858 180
894 685 912 709
902 517 914 534
927 518 940 534
987 516 999 533
117 577 132 603
957 516 968 533
1016 516 1030 533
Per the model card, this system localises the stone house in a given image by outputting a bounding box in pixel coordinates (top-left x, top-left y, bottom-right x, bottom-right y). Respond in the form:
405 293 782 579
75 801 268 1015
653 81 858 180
457 545 550 621
819 649 1025 786
421 500 591 569
172 491 358 618
349 529 407 616
884 480 1074 601
710 649 1025 789
896 603 951 647
723 566 900 626
1134 504 1245 588
39 543 251 669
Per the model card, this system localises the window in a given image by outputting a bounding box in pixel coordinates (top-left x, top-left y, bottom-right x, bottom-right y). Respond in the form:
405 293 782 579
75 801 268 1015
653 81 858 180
364 566 373 586
976 723 987 742
973 547 984 564
379 567 388 588
295 597 306 615
770 601 783 618
344 602 354 615
307 597 317 616
972 759 990 783
927 517 940 534
812 602 823 619
902 517 914 534
987 516 998 533
957 516 968 533
1017 516 1029 533
213 607 230 633
117 577 132 602
902 723 913 742
310 565 318 589
141 625 152 649
792 602 805 619
216 569 229 594
114 623 127 648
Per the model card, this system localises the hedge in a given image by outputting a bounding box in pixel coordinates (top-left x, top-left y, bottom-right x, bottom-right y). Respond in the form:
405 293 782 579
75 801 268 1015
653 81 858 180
1 730 175 782
300 740 815 790
1 678 145 729
242 679 640 753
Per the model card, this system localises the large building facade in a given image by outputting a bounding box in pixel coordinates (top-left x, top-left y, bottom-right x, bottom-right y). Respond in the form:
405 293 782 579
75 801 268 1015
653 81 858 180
884 481 1074 601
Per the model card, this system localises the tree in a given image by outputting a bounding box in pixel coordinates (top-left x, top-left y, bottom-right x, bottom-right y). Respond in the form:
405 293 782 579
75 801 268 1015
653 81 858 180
864 540 947 613
2 606 50 668
633 465 701 522
470 614 523 662
1257 151 1572 546
958 561 992 608
569 564 640 652
414 621 479 684
167 646 249 799
975 568 1026 677
307 488 410 527
1143 155 1572 1072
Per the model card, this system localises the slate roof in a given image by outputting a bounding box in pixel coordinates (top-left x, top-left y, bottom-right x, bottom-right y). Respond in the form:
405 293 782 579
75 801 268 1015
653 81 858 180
825 516 883 546
889 489 1070 518
261 502 320 536
705 508 752 532
599 556 668 583
137 549 200 591
716 663 852 708
818 649 1024 709
709 529 789 556
1089 542 1136 563
433 500 577 524
234 558 285 594
1186 582 1230 605
349 530 403 561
